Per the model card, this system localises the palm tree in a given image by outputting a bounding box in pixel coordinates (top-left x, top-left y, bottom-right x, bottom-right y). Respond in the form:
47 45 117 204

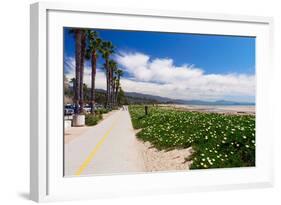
100 41 114 109
79 30 87 113
70 78 76 91
69 29 82 114
112 75 117 107
85 30 102 113
108 59 117 107
115 69 124 106
69 77 76 100
69 28 87 117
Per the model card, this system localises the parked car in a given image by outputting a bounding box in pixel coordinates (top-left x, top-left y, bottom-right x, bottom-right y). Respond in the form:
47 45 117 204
83 104 91 113
95 104 104 109
64 104 74 115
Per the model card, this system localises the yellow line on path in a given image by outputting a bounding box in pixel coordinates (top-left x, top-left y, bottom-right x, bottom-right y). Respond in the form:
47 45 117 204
75 118 118 176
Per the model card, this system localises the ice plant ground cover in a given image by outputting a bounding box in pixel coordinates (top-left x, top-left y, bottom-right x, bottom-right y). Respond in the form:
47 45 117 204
129 105 255 169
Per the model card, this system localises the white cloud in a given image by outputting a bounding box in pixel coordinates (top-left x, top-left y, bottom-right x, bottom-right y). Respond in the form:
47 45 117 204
115 53 203 83
64 52 255 102
64 57 107 90
116 52 255 102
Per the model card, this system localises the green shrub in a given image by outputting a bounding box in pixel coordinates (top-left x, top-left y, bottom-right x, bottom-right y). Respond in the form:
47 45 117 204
85 113 102 126
128 105 255 169
98 108 109 114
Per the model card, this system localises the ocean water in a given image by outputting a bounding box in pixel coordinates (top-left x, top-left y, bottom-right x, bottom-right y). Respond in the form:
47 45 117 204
174 104 255 114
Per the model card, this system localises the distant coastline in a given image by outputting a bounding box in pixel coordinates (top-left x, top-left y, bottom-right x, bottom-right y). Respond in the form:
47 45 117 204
124 90 255 107
171 100 255 106
158 104 255 115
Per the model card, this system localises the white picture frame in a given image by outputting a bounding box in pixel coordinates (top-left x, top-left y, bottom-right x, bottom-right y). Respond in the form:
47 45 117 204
30 1 274 202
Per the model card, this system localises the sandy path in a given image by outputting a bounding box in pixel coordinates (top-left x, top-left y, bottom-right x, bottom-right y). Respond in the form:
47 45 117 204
64 108 145 176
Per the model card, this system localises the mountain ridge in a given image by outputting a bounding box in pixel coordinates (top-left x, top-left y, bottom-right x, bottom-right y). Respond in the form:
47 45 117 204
123 90 255 105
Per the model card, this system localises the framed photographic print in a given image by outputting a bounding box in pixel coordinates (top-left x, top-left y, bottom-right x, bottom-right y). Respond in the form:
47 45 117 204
30 2 274 202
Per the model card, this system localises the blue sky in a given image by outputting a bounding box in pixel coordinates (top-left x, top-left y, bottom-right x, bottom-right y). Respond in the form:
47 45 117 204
64 28 255 102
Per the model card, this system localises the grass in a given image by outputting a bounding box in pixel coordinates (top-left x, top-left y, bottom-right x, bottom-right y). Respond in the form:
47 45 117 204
128 105 255 169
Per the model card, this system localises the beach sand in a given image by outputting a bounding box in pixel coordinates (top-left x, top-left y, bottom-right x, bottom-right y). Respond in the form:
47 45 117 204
135 135 193 172
159 104 255 115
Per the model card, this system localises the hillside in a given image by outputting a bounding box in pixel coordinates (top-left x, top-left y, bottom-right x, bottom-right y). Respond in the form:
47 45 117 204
124 91 255 106
64 87 254 106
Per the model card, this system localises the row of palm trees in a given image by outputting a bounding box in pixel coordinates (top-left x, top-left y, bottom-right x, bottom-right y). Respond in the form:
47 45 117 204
70 28 124 114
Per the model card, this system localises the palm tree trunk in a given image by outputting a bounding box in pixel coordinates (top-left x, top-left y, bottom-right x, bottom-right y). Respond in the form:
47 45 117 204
90 51 97 114
109 68 113 108
115 78 120 106
74 30 82 114
112 79 115 107
79 31 86 113
108 67 111 109
105 59 110 109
